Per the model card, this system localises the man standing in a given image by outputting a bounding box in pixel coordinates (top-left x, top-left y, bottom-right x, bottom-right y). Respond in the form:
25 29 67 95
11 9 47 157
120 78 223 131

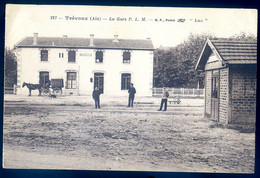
158 87 169 111
128 83 136 107
92 87 101 109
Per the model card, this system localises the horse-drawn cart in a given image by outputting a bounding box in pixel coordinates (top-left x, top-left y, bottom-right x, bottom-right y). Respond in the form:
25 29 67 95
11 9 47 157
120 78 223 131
22 79 64 96
42 79 64 96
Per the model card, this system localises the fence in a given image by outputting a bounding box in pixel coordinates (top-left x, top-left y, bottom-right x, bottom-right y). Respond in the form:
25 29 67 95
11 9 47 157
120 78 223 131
4 84 16 94
152 88 204 98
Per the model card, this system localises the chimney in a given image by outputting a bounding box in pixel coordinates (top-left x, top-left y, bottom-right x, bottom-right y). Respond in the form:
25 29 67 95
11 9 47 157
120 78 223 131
33 33 38 45
63 35 68 38
89 34 94 46
113 35 119 42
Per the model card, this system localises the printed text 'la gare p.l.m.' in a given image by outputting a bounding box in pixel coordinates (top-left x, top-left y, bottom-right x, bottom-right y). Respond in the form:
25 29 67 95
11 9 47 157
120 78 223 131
50 16 207 23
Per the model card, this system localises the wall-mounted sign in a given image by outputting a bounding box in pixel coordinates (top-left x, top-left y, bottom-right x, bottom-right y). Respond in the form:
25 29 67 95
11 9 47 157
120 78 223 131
80 53 92 56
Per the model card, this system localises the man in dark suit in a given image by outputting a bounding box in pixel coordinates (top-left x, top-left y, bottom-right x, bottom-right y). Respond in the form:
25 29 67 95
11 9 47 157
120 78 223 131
92 87 101 109
128 83 136 107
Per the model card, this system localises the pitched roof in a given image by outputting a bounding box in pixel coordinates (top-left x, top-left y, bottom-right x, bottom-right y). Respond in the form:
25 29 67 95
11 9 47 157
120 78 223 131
195 38 257 71
15 37 154 50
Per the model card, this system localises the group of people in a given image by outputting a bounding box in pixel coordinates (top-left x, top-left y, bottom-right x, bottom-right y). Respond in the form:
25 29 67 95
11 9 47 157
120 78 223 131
92 84 169 111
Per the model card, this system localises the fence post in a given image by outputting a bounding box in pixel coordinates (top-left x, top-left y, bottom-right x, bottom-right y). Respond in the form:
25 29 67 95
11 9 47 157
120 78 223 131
193 88 195 96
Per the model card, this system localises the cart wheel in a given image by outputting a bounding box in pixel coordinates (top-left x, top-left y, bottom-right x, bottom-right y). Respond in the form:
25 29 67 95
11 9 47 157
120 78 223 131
42 89 51 96
53 88 62 95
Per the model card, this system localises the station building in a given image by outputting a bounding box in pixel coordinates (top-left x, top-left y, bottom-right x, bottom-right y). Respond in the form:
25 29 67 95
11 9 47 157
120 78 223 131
14 33 154 96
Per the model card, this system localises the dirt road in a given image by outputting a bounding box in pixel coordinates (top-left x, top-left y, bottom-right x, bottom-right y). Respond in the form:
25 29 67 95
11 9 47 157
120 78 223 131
3 96 255 173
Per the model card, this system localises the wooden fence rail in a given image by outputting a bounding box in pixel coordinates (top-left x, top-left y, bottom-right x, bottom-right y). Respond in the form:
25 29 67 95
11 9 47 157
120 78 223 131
4 84 16 94
152 88 204 97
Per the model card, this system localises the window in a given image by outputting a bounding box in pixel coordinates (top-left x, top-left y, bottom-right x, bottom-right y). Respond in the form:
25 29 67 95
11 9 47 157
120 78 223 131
41 50 48 61
212 76 219 98
121 73 131 90
59 53 64 58
123 51 131 63
68 51 76 62
67 72 77 89
95 51 103 63
39 72 49 86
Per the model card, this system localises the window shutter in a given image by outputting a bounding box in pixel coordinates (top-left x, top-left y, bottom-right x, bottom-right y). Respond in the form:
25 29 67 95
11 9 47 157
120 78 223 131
121 74 124 90
96 51 103 62
123 52 130 60
41 50 48 61
68 51 76 62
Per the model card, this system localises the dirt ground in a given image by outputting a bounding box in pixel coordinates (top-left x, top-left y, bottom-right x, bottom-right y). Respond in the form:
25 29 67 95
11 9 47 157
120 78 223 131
2 95 255 173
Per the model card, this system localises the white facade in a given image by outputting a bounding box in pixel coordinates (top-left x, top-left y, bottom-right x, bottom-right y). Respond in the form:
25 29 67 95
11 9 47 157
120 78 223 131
15 35 154 96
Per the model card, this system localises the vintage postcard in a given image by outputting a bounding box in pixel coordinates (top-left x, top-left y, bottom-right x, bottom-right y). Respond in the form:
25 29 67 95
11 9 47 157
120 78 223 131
3 4 257 173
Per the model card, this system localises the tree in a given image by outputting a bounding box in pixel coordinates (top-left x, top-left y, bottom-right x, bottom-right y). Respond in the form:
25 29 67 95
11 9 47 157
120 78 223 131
153 32 256 88
154 33 214 88
231 32 256 41
4 48 17 87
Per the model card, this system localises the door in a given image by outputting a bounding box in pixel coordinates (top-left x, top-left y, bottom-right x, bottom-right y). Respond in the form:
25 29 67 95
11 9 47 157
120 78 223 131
94 73 104 93
211 71 219 121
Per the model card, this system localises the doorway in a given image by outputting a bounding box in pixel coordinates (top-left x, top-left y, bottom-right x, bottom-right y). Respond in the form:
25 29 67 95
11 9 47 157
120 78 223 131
94 73 104 93
211 71 219 121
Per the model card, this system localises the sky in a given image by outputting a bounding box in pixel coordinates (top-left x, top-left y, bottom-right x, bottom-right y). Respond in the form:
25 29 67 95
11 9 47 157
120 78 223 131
5 5 258 48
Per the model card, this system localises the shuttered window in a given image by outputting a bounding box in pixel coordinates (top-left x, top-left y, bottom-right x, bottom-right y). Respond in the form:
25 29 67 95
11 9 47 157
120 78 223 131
121 73 131 90
68 51 76 62
123 51 131 63
41 50 48 61
95 51 103 63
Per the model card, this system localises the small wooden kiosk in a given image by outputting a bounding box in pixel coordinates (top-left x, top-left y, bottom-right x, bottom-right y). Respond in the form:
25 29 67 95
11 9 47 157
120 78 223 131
195 38 257 124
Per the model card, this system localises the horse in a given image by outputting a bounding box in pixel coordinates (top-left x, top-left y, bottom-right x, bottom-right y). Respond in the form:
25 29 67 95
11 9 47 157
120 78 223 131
22 82 43 96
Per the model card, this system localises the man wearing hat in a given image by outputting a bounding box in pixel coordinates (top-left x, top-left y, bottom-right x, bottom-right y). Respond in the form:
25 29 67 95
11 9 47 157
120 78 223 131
92 87 102 109
128 83 136 107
